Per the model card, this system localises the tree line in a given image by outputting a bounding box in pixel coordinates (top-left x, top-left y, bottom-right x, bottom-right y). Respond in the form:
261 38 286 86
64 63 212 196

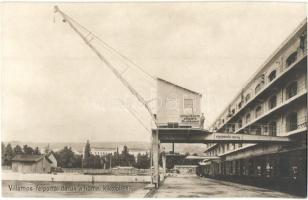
1 142 151 169
80 140 151 169
2 142 196 169
2 143 41 166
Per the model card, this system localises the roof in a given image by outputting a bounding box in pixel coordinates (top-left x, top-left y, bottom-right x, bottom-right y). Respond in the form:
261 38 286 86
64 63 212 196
11 154 45 162
157 77 202 96
45 151 56 163
11 154 53 163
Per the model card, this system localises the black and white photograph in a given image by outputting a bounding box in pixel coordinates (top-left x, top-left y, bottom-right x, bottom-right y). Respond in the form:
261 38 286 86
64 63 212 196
1 1 307 198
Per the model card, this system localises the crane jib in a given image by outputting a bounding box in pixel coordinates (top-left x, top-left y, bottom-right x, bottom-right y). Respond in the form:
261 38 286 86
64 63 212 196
54 5 157 127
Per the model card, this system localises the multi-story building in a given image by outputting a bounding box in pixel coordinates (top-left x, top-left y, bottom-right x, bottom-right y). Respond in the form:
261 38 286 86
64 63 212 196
201 19 307 195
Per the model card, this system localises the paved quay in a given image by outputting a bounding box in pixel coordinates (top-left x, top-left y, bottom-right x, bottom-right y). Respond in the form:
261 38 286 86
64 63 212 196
150 175 298 198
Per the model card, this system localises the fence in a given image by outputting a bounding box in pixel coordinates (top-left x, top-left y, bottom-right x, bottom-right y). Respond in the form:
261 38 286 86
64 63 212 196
62 167 150 176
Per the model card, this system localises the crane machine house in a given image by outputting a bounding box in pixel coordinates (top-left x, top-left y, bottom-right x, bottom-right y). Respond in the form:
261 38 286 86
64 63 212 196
156 78 202 129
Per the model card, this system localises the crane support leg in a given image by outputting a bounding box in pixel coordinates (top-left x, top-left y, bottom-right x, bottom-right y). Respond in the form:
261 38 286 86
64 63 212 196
152 130 160 188
162 153 166 178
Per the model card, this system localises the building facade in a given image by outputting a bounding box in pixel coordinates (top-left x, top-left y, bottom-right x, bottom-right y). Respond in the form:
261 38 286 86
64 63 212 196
156 78 202 128
201 19 307 196
11 153 57 174
82 146 148 158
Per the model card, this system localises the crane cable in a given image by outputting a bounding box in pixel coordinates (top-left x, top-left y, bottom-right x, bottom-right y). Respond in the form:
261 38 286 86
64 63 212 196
54 6 157 127
59 10 156 85
119 99 151 133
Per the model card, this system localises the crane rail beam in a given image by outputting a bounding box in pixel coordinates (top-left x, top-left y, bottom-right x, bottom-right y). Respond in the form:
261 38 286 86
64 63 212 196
154 128 292 144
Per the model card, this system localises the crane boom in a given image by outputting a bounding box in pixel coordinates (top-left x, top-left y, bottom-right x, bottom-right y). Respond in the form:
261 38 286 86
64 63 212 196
54 6 157 127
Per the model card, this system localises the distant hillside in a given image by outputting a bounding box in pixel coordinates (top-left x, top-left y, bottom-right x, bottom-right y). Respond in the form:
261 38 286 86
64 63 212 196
3 141 150 152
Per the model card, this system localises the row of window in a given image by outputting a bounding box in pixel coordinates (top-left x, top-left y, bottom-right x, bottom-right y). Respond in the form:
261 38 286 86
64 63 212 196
166 97 195 114
209 111 307 156
234 111 303 135
243 81 298 126
219 34 306 128
220 80 300 132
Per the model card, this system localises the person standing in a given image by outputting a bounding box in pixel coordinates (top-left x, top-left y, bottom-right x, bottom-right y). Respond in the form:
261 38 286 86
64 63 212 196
200 113 205 129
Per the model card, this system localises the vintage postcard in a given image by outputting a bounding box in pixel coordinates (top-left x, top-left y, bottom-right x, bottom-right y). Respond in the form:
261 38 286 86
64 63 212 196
1 1 307 198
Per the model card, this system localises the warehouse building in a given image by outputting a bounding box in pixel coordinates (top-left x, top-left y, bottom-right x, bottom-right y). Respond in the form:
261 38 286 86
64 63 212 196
201 19 307 195
11 152 57 174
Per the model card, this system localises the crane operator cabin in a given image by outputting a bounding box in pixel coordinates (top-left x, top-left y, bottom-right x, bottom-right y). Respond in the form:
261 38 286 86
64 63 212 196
156 78 203 129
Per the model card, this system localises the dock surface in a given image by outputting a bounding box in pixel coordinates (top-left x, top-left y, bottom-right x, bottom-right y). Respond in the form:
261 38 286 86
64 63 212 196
150 175 298 198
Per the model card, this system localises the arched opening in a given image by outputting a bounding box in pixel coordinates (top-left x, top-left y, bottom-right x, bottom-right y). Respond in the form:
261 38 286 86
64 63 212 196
238 101 242 109
255 84 261 94
286 81 297 99
238 119 242 128
300 31 307 51
286 52 297 67
286 112 297 132
246 113 251 124
255 106 262 118
268 70 276 82
245 94 251 102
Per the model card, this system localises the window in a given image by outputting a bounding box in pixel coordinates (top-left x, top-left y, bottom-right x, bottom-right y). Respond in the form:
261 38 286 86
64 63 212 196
269 121 277 136
231 124 235 132
255 84 262 94
238 101 242 109
246 113 251 124
268 70 276 82
286 52 297 67
183 98 194 114
245 94 251 102
255 126 261 135
286 81 297 99
268 95 277 110
300 31 307 51
166 97 178 110
286 112 297 132
255 106 262 118
238 119 242 128
263 125 268 134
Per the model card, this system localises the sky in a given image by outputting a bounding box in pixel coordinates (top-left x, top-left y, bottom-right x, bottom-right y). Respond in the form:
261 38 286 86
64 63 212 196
1 2 307 143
